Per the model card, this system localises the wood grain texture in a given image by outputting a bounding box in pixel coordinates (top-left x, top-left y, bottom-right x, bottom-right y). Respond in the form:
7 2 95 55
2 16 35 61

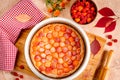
15 29 40 78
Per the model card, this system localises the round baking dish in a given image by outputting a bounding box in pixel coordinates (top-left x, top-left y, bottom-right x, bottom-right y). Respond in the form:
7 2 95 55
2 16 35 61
24 17 90 80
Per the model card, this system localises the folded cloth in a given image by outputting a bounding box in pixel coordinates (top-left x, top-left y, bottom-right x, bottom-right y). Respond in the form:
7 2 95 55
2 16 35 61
0 0 45 71
0 28 18 70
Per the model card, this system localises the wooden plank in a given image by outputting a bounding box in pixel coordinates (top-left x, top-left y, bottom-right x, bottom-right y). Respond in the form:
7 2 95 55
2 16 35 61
15 29 40 78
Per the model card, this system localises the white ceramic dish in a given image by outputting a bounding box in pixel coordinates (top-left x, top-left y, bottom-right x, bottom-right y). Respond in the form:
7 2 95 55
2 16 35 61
24 17 90 80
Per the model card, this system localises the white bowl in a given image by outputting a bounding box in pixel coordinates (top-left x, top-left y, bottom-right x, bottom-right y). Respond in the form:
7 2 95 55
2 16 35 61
24 17 90 80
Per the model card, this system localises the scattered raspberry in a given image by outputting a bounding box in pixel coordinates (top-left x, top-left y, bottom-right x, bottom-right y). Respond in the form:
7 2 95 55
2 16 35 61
112 39 118 43
19 65 25 69
19 75 24 78
15 78 19 80
107 35 112 39
11 72 18 76
107 42 112 46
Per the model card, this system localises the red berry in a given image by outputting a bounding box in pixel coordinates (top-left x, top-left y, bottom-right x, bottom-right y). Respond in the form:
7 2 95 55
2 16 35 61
107 35 112 39
19 75 24 78
19 65 25 69
15 78 19 80
62 47 68 53
107 42 112 46
39 65 46 71
11 72 18 76
75 37 80 42
45 67 52 73
112 39 118 43
54 37 61 42
34 55 41 62
64 33 70 39
72 51 77 56
66 28 72 33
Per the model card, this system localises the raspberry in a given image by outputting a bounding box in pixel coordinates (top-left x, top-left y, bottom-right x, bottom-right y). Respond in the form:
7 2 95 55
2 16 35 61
107 35 112 39
107 42 112 46
112 39 118 43
11 72 18 76
19 65 25 69
19 75 24 78
34 55 41 62
15 78 19 80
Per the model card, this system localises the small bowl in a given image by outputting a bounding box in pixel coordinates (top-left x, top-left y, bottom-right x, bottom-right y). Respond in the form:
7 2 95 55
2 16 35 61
70 0 97 25
24 17 90 80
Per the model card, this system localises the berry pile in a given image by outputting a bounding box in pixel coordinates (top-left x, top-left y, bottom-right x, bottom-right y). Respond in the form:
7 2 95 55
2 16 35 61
30 23 84 78
71 0 97 24
106 35 118 46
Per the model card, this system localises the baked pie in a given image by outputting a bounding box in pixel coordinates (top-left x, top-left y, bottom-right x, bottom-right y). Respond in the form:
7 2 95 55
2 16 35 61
30 23 85 78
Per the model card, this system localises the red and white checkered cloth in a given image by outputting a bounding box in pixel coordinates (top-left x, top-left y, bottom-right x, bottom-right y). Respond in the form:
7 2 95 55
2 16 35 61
0 0 45 71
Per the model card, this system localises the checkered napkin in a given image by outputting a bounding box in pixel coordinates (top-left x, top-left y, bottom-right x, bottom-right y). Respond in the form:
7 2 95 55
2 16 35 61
0 0 45 71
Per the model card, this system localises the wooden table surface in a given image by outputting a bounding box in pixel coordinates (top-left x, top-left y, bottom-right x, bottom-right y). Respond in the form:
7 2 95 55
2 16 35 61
0 0 120 80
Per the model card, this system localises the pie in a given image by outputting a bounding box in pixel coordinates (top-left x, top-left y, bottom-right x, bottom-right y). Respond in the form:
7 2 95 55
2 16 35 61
30 23 85 78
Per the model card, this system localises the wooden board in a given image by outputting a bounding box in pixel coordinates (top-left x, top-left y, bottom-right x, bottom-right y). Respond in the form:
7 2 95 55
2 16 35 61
15 28 106 80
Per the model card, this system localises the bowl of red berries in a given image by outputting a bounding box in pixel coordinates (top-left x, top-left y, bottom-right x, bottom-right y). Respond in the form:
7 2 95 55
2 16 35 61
71 0 97 24
24 17 90 80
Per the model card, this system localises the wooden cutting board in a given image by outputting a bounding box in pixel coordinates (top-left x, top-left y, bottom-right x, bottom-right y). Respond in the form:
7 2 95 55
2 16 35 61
15 28 106 80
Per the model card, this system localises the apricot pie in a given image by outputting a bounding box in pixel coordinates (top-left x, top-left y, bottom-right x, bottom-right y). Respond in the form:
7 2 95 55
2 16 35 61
30 23 85 78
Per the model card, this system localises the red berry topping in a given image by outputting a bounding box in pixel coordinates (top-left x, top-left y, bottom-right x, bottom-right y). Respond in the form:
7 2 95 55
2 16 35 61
34 55 41 61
